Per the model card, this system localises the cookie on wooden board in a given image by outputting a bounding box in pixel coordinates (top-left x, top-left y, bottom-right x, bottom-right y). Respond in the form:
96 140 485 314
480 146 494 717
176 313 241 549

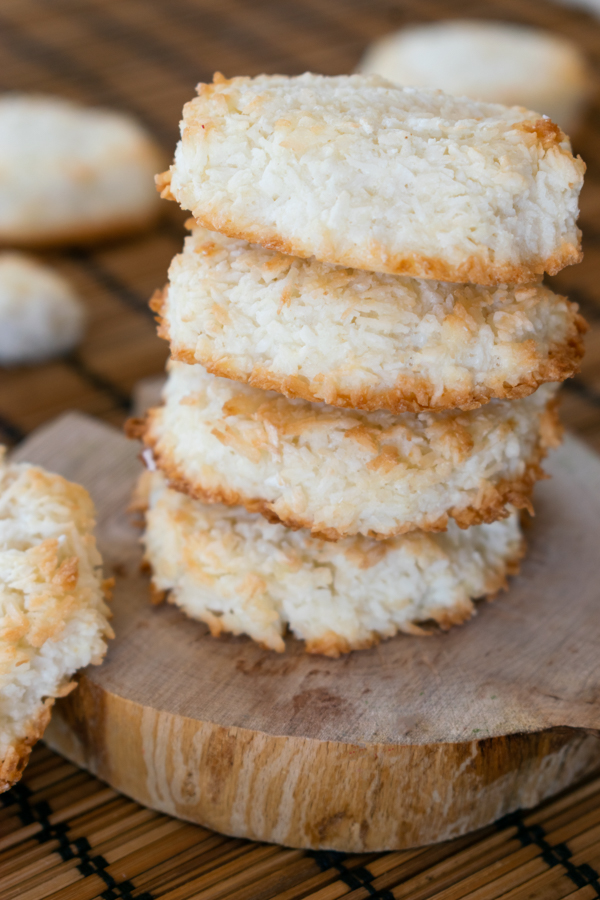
0 451 113 790
140 469 524 656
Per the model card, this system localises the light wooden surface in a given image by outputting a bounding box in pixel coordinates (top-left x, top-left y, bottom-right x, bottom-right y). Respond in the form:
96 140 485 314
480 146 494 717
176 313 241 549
11 413 600 852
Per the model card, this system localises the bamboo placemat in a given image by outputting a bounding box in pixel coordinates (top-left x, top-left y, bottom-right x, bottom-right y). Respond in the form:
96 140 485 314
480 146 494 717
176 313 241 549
1 0 600 897
2 742 600 900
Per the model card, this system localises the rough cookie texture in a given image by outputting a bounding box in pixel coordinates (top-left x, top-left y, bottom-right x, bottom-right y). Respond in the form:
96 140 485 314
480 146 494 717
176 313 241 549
163 73 584 285
141 470 524 655
0 94 163 246
156 225 585 413
129 361 561 541
0 451 113 790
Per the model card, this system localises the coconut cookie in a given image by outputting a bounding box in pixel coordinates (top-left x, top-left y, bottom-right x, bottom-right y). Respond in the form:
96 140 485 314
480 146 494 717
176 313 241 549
358 21 591 135
0 451 113 791
141 470 524 655
0 253 85 365
128 361 561 541
0 94 163 246
155 225 585 413
161 73 584 286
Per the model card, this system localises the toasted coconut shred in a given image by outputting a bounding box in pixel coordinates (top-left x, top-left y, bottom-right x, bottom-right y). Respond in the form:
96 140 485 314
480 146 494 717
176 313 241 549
0 451 113 790
141 469 525 655
130 360 561 541
156 224 585 414
164 73 584 285
131 71 587 653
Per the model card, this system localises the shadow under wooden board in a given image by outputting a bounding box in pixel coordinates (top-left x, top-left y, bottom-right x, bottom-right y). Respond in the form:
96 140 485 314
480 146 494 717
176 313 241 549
11 412 600 853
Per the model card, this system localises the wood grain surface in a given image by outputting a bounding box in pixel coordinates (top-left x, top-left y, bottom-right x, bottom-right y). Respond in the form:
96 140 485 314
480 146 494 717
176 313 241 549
5 742 600 900
10 413 600 851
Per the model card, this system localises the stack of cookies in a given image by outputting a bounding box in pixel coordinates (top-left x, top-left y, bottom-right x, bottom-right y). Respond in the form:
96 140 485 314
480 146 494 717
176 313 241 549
128 73 586 656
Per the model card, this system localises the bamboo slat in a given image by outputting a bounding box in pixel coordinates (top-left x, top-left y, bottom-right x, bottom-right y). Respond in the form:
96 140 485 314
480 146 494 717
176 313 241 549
1 0 600 897
1 736 599 898
2 750 589 897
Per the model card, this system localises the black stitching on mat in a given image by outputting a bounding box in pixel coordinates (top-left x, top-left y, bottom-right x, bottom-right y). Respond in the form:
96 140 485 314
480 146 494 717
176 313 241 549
49 0 314 109
69 249 154 320
9 792 156 899
81 854 134 898
0 412 26 445
28 797 75 861
1 787 104 870
251 0 366 47
55 0 218 97
158 216 187 244
0 12 116 100
1 781 33 819
65 352 132 411
0 11 169 145
75 846 152 899
309 850 394 899
146 0 310 72
497 810 600 897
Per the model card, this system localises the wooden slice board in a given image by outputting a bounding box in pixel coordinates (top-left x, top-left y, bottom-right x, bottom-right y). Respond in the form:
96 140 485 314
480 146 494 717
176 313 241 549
13 412 600 852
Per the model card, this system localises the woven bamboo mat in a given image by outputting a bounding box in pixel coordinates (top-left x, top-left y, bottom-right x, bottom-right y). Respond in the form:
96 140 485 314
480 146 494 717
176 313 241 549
1 0 600 897
2 744 600 900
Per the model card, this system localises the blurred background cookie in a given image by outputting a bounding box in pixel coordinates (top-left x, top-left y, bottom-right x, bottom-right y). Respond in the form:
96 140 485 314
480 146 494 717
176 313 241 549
0 94 164 247
0 253 85 366
358 20 592 134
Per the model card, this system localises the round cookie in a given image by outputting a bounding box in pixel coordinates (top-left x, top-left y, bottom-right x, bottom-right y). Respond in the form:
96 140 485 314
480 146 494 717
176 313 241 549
162 73 585 286
0 450 113 790
141 469 524 656
156 225 585 413
128 361 561 541
358 21 591 135
0 94 164 246
0 253 85 365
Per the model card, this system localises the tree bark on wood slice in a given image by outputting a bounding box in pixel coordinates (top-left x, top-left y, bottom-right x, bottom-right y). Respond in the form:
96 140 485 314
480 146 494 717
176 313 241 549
13 413 600 852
